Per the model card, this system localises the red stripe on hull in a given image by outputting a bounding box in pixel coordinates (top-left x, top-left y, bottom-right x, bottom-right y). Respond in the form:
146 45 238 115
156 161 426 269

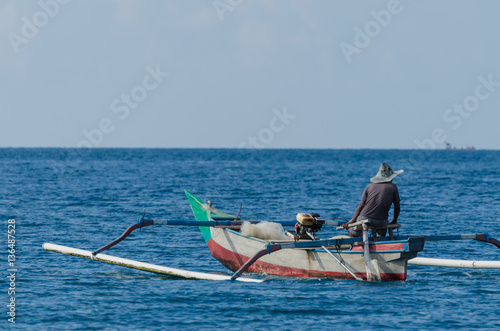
350 242 404 252
207 238 406 281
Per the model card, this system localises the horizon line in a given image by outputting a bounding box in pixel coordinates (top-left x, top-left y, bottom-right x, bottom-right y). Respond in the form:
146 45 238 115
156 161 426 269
0 146 498 151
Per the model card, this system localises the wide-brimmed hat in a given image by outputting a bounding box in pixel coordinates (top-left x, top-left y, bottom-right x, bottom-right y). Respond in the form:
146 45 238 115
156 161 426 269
370 163 404 183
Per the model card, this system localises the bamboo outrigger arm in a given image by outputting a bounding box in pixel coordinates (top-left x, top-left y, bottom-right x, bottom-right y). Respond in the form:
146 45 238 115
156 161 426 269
402 233 500 250
231 244 283 280
91 216 347 256
476 234 500 248
91 219 155 256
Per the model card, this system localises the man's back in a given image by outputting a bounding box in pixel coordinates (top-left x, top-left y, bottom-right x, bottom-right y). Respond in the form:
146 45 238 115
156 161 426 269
360 182 400 221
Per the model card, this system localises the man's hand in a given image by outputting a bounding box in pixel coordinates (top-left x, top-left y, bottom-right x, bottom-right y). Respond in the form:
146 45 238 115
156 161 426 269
342 223 349 229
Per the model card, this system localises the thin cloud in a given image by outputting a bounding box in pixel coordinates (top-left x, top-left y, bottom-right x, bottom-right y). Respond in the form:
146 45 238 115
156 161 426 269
237 19 275 69
176 6 219 29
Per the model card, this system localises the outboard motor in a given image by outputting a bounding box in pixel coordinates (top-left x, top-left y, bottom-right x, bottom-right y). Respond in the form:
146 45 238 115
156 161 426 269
295 213 324 239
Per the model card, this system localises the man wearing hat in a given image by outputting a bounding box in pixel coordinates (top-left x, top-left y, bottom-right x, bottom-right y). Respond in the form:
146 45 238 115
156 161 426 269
342 163 404 237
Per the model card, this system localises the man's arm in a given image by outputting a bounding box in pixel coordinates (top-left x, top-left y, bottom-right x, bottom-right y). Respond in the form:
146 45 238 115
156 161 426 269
342 200 365 229
391 200 400 224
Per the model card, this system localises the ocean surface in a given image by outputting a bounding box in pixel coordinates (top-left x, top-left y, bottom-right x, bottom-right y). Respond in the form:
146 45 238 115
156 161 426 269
1 148 499 330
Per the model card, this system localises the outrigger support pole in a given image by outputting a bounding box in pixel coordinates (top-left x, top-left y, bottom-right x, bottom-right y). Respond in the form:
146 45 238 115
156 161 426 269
231 244 282 280
404 233 500 250
91 213 348 257
150 219 345 227
91 213 154 257
473 234 500 249
91 222 154 257
89 217 292 256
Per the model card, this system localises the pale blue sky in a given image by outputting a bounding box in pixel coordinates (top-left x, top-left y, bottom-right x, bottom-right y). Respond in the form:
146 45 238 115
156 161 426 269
1 0 499 149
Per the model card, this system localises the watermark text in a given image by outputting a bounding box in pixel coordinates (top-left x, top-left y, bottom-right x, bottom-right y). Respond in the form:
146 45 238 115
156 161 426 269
213 0 244 21
7 219 16 324
8 0 70 54
239 107 296 148
340 0 408 63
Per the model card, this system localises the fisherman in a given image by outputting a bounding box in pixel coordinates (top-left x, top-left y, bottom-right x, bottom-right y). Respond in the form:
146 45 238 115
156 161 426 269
342 163 403 237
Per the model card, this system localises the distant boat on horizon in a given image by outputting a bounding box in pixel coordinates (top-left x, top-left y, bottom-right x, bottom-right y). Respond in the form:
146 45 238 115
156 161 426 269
444 141 475 150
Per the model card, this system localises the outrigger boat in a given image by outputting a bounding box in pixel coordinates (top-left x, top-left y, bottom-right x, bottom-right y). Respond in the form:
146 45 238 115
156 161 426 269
43 190 500 282
185 191 423 281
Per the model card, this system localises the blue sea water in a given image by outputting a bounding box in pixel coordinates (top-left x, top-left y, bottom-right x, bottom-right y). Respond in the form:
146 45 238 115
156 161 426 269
1 148 499 330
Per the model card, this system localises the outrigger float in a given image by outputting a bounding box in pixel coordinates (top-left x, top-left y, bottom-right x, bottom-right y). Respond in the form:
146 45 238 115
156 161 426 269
43 191 500 282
